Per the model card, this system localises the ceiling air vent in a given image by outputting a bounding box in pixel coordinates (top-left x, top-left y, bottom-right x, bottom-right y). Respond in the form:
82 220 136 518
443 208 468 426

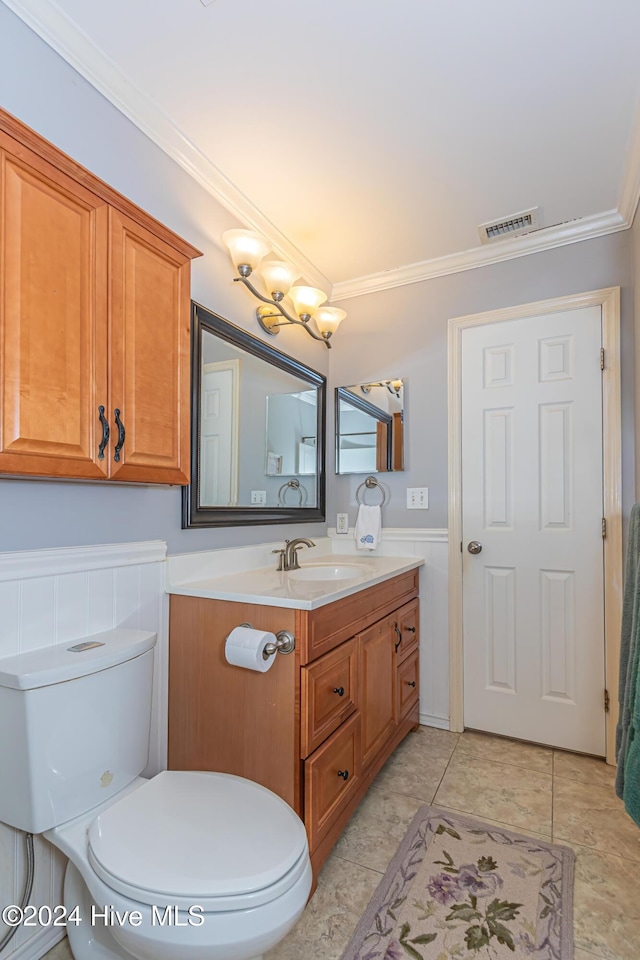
478 207 540 244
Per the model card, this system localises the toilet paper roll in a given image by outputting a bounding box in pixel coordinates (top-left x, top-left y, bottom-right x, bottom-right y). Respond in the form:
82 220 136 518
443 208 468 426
224 626 277 673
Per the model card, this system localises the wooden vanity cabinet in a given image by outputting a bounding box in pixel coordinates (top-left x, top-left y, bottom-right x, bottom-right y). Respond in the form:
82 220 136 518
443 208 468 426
168 568 420 878
0 108 200 483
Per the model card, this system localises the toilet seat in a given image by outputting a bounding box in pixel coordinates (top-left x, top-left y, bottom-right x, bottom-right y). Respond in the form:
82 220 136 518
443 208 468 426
88 770 309 912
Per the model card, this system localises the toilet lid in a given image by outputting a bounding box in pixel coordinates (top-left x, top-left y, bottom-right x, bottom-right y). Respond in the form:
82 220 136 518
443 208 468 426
87 771 308 908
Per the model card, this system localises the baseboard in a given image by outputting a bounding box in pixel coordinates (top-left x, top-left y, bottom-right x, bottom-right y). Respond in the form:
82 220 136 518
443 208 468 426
419 712 451 731
9 926 65 960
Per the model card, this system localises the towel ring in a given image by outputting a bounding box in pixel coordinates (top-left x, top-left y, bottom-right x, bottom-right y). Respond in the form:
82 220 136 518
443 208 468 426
278 478 306 506
355 476 387 506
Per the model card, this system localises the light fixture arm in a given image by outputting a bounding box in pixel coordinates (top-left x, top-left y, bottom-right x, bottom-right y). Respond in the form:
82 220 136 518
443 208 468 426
233 275 332 348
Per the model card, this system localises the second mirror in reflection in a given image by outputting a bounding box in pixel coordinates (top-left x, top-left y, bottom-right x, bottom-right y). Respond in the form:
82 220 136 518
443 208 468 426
336 380 404 475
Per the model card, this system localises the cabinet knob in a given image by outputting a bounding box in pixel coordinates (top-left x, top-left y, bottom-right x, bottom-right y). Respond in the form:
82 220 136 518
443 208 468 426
405 626 416 633
407 680 416 688
333 686 345 697
337 769 349 781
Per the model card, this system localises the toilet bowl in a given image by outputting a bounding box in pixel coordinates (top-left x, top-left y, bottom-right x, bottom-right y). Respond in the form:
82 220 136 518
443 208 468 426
0 629 313 960
46 771 312 960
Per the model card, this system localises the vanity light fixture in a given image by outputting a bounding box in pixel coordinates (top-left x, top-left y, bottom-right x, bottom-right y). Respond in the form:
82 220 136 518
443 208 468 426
222 229 346 349
361 379 403 398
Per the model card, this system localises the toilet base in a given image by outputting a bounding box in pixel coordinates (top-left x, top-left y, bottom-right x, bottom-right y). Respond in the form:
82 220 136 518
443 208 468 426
64 863 131 960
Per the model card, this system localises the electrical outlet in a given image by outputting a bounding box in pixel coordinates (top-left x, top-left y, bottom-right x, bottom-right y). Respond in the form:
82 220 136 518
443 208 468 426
250 490 266 505
336 513 349 534
407 487 429 509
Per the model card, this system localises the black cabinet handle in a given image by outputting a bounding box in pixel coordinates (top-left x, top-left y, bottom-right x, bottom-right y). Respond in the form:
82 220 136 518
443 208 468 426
407 680 416 688
337 769 349 781
405 626 416 633
114 408 125 462
394 622 402 652
333 686 345 697
98 405 110 460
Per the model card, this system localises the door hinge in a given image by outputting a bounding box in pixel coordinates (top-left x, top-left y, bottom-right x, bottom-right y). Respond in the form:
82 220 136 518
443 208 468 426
600 348 605 370
460 541 463 553
604 688 610 713
602 517 607 538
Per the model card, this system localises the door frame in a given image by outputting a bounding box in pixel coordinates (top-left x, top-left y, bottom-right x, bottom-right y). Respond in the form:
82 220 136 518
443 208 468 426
447 287 622 763
202 359 240 506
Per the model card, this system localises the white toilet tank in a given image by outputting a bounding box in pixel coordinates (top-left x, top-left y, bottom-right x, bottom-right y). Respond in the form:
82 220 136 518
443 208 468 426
0 628 156 834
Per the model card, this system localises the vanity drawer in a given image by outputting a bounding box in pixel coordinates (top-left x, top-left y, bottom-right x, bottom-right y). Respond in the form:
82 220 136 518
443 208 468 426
304 712 360 852
396 650 419 721
301 638 359 758
394 598 419 664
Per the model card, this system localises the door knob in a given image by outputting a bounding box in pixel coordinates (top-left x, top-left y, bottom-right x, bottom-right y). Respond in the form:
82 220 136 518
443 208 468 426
467 540 483 555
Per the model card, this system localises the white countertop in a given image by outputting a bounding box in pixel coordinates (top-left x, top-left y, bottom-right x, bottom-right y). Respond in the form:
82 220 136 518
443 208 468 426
166 552 424 610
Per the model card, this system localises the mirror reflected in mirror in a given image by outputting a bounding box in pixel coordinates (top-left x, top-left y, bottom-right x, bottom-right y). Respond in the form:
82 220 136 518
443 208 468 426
336 380 404 475
183 304 326 527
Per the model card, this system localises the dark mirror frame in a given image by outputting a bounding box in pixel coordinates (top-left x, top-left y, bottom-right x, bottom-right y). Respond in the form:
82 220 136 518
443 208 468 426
182 302 326 528
335 386 393 474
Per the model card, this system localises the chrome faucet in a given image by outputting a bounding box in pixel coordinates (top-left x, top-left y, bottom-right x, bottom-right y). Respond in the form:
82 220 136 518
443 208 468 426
273 538 316 572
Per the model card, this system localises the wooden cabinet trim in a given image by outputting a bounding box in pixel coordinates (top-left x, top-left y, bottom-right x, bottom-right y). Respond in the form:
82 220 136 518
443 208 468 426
0 108 202 261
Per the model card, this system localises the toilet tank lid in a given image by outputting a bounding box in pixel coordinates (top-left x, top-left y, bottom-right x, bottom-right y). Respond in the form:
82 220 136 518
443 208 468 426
0 629 156 690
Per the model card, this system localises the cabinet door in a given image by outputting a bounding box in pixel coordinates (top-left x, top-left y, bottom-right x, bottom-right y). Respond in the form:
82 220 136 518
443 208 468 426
301 637 359 758
109 209 191 483
304 712 359 853
394 598 419 664
396 649 419 721
360 614 396 769
0 136 109 478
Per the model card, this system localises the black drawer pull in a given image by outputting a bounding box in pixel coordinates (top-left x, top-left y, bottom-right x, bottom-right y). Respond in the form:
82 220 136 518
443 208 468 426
407 680 416 688
405 626 416 633
114 408 126 462
333 686 345 697
394 622 402 652
337 769 349 781
98 405 110 460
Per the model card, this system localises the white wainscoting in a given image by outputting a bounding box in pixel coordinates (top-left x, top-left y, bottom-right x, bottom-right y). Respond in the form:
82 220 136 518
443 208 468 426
0 541 167 960
329 527 450 729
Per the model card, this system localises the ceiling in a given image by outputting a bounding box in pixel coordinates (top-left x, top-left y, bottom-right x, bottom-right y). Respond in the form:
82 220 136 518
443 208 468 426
6 0 640 297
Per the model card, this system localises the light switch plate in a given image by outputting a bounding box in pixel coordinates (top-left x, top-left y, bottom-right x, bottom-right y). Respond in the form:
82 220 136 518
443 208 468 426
250 490 267 504
407 487 429 509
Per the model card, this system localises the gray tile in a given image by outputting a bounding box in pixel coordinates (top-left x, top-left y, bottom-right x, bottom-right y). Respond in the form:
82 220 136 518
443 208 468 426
436 803 551 840
333 785 425 872
434 752 553 835
570 841 640 960
373 724 454 801
456 729 553 773
553 776 640 862
42 939 73 960
264 854 381 960
553 750 616 788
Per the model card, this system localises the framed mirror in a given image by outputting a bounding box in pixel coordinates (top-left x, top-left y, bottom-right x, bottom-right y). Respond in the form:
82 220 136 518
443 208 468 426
183 303 326 527
336 380 404 474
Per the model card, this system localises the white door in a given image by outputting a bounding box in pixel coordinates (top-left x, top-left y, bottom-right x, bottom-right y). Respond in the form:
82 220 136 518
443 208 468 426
461 306 605 755
200 360 239 507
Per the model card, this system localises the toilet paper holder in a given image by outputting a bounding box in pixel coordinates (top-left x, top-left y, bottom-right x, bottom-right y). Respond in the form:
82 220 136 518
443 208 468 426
238 622 296 660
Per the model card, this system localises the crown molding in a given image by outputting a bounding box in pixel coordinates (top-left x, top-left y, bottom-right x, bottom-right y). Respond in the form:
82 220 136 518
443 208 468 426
2 0 331 293
617 99 640 228
331 209 628 301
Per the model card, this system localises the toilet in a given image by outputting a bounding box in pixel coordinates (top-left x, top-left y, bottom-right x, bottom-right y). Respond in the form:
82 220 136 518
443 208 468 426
0 628 312 960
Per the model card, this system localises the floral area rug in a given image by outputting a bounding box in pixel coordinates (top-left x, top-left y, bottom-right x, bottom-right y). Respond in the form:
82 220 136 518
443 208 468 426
341 806 574 960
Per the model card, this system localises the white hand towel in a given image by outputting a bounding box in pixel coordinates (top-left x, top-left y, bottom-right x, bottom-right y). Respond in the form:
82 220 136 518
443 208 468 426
355 504 381 550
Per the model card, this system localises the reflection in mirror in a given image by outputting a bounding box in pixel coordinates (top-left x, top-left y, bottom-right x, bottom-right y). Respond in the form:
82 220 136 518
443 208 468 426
183 304 326 528
336 380 404 475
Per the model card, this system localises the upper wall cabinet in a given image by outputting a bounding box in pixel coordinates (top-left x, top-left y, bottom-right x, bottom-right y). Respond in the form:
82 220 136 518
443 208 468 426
0 110 201 484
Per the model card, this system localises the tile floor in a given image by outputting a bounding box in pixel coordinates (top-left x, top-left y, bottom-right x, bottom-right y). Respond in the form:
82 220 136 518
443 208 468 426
42 727 640 960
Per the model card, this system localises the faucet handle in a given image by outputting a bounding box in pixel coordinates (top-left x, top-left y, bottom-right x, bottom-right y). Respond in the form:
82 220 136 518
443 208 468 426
272 548 286 572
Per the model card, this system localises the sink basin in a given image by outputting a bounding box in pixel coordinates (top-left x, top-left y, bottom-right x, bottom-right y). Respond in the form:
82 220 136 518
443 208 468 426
287 563 365 582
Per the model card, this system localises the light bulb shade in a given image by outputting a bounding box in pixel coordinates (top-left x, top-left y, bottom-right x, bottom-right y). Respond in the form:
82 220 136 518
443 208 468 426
223 229 271 271
258 260 300 297
288 285 327 318
314 306 346 337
